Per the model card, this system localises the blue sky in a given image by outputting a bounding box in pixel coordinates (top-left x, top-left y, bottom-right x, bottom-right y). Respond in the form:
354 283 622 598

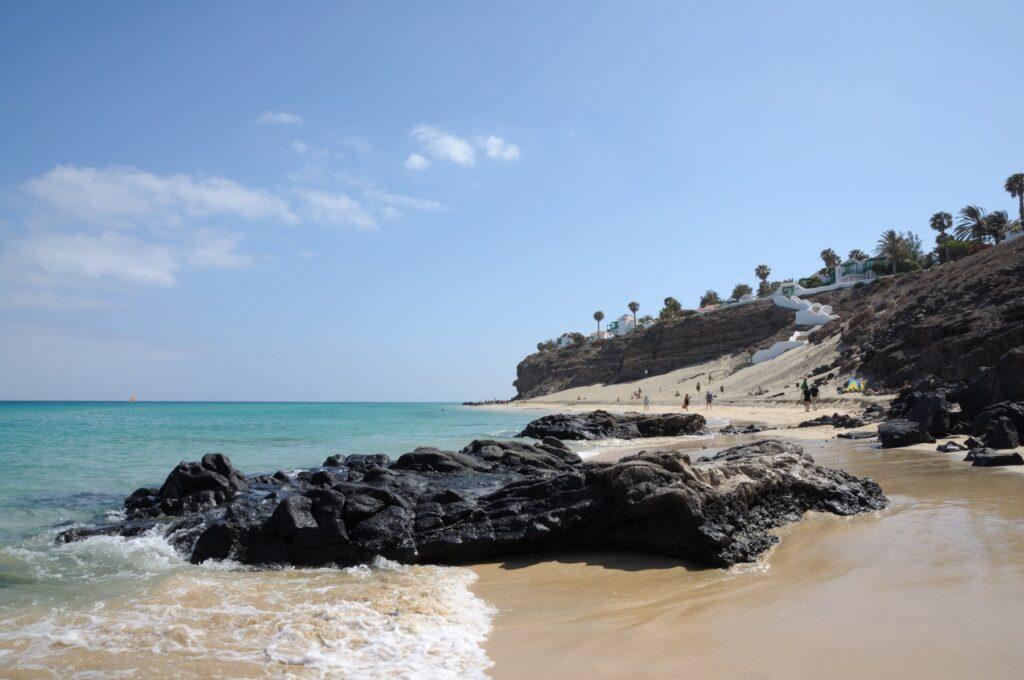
1 1 1021 401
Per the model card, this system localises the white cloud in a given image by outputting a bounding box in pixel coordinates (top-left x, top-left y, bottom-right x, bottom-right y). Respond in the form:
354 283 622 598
362 187 443 212
23 165 299 229
410 125 476 167
185 229 254 269
6 231 180 287
258 111 302 124
291 140 309 154
477 135 521 161
381 206 403 220
404 153 431 171
297 189 377 230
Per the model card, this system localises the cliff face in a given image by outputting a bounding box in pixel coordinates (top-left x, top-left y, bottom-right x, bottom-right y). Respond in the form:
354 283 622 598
514 301 794 399
819 237 1024 387
513 237 1024 399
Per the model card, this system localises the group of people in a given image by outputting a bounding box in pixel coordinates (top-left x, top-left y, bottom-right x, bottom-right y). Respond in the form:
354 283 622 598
680 390 714 411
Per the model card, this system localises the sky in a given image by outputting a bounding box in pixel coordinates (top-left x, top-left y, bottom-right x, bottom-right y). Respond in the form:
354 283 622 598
0 1 1021 401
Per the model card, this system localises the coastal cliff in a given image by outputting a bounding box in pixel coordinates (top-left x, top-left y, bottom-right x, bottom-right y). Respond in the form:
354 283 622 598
514 301 794 399
514 238 1024 399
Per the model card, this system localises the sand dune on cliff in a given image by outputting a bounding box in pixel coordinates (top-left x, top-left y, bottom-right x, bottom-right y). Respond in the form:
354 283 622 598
507 334 885 428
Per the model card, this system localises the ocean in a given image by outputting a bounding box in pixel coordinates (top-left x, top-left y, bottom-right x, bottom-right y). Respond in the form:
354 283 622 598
0 401 539 678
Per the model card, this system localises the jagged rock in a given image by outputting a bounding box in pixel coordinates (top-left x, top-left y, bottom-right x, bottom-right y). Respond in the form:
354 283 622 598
957 347 1024 417
60 438 887 570
964 437 985 449
878 419 936 448
971 402 1024 449
126 453 248 517
517 410 707 440
964 448 1024 467
937 441 967 452
889 389 950 437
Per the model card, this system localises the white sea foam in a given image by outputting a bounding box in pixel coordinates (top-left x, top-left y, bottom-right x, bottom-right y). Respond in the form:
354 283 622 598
0 543 496 679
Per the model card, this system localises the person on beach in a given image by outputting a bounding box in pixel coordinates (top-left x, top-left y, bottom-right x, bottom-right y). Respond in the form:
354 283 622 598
683 394 690 410
696 381 701 393
810 384 819 410
643 395 650 412
802 384 812 412
705 390 713 410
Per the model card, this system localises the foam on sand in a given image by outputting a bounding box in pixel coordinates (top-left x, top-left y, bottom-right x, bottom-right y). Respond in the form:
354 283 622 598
0 533 496 679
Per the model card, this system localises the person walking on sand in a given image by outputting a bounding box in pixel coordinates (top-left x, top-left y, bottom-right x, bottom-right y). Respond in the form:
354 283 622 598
810 384 819 411
802 382 812 412
643 395 650 412
683 393 690 410
705 390 713 410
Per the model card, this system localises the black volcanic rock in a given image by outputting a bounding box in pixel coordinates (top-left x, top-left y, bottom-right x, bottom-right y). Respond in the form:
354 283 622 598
517 410 707 441
964 447 1024 467
971 402 1024 449
878 419 936 448
60 438 886 570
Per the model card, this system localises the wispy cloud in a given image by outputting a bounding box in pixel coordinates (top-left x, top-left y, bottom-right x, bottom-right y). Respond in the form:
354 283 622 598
297 189 377 230
362 186 443 212
258 111 302 125
477 135 521 161
404 153 431 171
5 231 181 287
23 165 299 229
410 125 476 167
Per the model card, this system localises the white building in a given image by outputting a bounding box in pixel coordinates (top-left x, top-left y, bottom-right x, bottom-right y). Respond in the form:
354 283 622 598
556 333 577 348
606 314 637 337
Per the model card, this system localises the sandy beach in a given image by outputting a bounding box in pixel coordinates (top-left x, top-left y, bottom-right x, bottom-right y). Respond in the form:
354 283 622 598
470 400 1024 679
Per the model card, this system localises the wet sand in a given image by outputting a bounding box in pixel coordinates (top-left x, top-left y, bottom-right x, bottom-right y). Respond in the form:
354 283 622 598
473 434 1024 679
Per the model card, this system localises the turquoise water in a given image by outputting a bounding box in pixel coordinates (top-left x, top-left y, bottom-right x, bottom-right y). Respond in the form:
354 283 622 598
0 401 533 533
0 402 535 599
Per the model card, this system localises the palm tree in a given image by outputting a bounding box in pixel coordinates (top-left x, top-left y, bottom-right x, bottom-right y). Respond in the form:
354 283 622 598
985 210 1011 243
754 264 772 297
593 310 605 335
820 248 840 269
875 230 903 274
955 205 988 242
627 301 639 326
1005 173 1024 228
847 249 869 261
929 212 952 262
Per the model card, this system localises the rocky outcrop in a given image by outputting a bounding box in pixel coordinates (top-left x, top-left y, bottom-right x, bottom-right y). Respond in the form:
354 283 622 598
59 439 887 570
517 410 707 440
878 419 936 448
821 238 1024 387
514 302 794 398
971 402 1024 449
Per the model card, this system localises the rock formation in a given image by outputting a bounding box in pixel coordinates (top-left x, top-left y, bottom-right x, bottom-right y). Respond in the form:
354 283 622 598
60 438 887 570
514 302 794 398
517 410 707 440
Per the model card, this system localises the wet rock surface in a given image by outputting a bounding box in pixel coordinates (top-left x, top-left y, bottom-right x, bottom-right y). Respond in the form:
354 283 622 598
60 438 887 570
517 410 707 440
878 419 936 448
964 448 1024 467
